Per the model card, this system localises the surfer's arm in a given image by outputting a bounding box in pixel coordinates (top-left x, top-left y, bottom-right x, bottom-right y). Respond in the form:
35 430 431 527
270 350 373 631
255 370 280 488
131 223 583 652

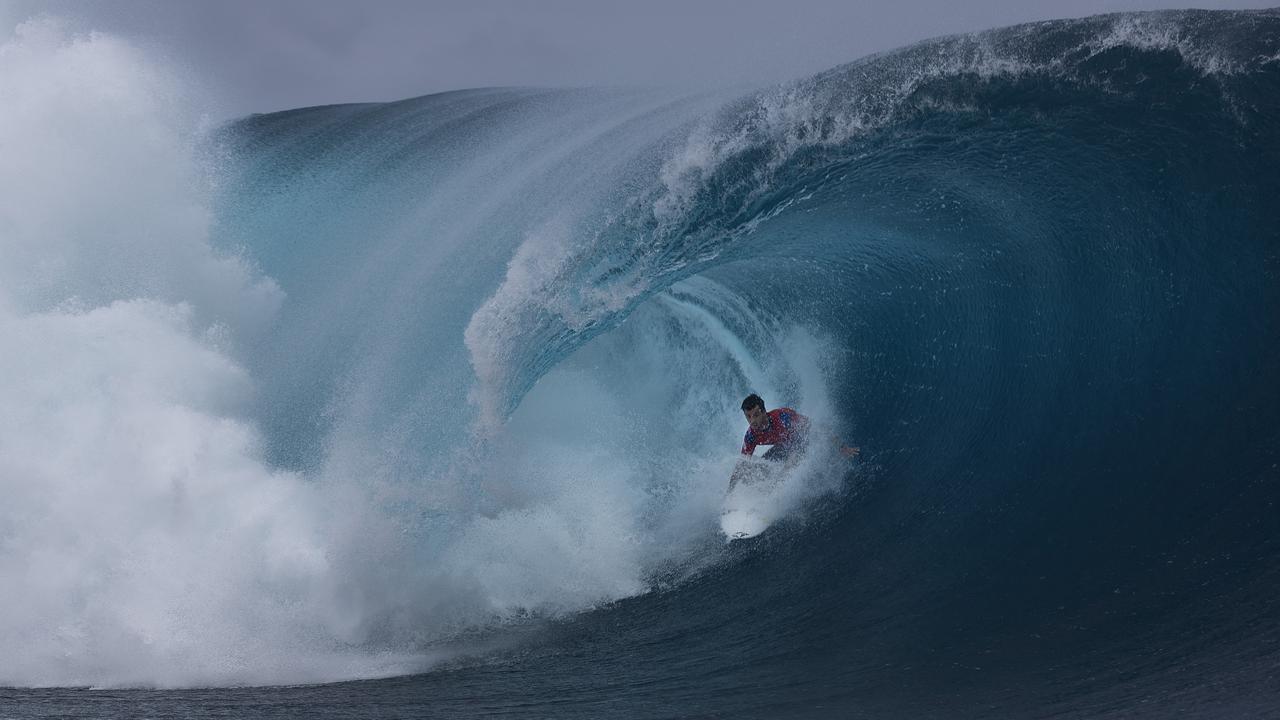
791 411 857 455
803 416 857 457
833 433 860 457
790 411 858 458
810 423 858 458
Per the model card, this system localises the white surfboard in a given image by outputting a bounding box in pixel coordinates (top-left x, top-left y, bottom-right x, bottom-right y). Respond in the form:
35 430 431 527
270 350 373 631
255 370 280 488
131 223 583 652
720 504 772 540
720 458 785 540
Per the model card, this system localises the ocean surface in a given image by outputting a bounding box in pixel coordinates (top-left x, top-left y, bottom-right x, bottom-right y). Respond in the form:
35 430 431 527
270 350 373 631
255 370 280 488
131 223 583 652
2 9 1278 719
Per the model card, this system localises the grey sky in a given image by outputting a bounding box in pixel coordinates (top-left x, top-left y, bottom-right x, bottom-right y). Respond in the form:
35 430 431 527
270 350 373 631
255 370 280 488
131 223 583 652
3 0 1274 119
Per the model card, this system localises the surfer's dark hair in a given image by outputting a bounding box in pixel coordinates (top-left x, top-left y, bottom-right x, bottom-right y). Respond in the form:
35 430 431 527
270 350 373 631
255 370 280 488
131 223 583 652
741 394 765 412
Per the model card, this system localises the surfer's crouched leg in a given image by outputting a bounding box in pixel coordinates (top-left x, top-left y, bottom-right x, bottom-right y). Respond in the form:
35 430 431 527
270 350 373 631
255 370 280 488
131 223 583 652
762 442 804 463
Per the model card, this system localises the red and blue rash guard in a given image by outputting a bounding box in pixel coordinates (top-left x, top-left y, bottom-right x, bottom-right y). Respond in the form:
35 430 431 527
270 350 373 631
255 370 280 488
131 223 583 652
741 408 811 456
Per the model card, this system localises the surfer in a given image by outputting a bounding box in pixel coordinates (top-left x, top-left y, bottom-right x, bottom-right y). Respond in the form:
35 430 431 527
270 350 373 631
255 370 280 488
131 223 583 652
730 394 859 489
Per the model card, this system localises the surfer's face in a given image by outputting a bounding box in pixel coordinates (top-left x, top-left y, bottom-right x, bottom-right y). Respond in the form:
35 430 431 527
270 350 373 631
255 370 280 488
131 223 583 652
744 405 768 432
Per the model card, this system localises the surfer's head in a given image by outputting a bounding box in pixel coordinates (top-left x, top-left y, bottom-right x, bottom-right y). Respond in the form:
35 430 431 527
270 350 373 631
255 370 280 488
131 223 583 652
741 394 768 431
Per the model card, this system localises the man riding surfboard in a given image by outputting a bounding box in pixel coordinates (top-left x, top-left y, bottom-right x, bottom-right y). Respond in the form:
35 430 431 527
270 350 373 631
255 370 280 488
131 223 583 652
730 393 859 489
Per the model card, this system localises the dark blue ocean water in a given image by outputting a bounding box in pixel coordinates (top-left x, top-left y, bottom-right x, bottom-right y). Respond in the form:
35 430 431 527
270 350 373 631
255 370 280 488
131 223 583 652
4 8 1279 719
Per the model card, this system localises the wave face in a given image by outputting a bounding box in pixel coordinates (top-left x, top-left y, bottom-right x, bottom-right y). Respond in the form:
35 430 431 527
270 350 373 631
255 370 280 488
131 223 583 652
4 8 1280 716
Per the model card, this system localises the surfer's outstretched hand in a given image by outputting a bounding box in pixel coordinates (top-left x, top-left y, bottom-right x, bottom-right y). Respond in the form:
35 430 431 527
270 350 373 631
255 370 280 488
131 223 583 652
840 445 861 459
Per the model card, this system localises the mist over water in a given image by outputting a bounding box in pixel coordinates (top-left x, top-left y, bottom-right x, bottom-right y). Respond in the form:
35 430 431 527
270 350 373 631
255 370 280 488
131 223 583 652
0 17 406 687
0 19 840 687
3 9 1279 717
